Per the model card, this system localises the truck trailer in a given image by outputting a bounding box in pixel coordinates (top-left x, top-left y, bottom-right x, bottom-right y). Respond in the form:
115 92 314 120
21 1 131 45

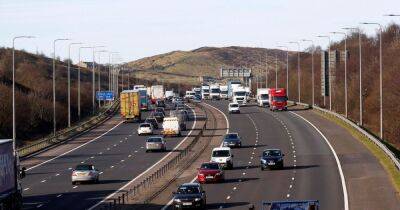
120 90 141 121
228 80 241 99
150 85 165 104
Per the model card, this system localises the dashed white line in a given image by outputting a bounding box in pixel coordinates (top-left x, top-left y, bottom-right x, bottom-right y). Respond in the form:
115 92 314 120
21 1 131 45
24 188 30 191
41 180 46 183
56 194 62 198
73 186 78 189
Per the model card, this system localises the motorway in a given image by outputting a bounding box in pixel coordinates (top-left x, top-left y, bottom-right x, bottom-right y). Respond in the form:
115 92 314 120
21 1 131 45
21 104 198 210
180 100 345 210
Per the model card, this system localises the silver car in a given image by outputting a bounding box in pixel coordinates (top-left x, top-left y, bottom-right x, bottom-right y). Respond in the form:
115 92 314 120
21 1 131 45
146 137 166 152
71 164 99 185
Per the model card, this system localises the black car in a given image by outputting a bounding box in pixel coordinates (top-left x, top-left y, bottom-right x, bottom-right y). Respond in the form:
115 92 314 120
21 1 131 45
222 133 242 148
155 107 165 116
172 183 206 209
153 111 165 123
260 149 284 170
156 100 165 108
145 117 159 129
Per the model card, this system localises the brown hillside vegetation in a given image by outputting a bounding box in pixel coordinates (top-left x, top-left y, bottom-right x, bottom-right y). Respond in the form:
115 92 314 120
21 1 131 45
0 48 109 146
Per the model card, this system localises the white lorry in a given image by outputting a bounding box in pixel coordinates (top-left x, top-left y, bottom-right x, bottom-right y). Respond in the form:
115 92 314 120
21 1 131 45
185 90 196 99
193 87 202 97
257 88 270 107
165 90 175 100
210 85 220 100
201 84 210 100
151 85 165 103
232 86 247 106
219 85 228 99
162 117 182 137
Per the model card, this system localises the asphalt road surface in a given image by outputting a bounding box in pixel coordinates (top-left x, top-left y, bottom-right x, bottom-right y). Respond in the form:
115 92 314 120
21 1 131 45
22 103 197 210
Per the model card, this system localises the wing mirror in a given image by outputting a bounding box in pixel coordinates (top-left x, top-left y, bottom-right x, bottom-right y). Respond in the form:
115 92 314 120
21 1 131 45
19 167 26 179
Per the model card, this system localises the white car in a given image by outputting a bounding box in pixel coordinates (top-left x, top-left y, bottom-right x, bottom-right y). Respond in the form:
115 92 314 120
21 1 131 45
138 123 153 135
211 147 234 169
228 103 240 114
71 164 99 185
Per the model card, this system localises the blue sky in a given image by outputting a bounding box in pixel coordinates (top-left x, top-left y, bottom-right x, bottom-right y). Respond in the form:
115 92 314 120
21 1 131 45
1 0 399 63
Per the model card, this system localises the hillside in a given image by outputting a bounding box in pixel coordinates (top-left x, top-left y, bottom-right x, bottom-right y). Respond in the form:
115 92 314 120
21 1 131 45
127 46 286 85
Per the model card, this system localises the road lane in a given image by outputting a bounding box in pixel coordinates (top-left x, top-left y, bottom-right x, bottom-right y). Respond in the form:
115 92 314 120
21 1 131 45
22 104 199 210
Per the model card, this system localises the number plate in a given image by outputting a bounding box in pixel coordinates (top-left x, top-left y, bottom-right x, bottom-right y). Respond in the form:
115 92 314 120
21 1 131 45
182 202 192 206
268 162 275 165
206 176 214 179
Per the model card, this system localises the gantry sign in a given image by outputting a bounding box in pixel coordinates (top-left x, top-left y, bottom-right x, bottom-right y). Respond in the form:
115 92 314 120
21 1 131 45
220 67 252 78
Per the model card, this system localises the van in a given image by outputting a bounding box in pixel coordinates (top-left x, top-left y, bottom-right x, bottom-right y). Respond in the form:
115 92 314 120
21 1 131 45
162 117 182 137
211 147 234 169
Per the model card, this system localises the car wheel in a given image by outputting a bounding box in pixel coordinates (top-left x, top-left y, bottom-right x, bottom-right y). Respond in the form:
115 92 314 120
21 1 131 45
72 181 76 185
145 150 149 153
261 166 264 171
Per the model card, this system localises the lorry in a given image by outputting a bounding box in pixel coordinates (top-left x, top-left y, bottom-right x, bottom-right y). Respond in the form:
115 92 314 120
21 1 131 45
138 89 149 111
162 117 182 137
244 86 251 102
150 85 165 104
219 85 228 99
260 200 319 210
210 85 221 100
227 80 241 98
120 90 141 121
165 90 175 100
184 91 196 100
193 87 202 98
169 110 187 131
201 84 210 100
232 86 247 106
269 88 288 111
256 88 270 107
0 139 25 210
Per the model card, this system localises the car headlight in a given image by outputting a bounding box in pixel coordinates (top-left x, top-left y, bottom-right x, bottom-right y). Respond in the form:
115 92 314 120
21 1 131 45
194 198 201 202
261 159 266 163
174 199 181 202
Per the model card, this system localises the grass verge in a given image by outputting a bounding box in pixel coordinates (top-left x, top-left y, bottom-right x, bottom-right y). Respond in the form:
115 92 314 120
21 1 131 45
315 110 400 194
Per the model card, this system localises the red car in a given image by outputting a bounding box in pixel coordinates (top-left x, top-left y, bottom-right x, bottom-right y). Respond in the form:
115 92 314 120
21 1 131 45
197 162 224 183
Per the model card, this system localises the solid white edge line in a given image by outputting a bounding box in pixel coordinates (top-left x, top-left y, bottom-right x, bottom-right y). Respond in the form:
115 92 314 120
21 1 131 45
161 101 230 210
88 104 197 210
290 111 349 210
26 121 124 171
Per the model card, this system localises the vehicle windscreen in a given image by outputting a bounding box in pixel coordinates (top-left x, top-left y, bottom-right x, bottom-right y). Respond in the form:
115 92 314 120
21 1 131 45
211 89 220 93
203 89 210 93
225 133 238 140
212 150 230 157
221 91 228 94
200 163 219 170
230 104 239 108
154 112 164 117
273 96 287 102
140 124 151 128
177 186 200 194
147 138 162 143
263 150 282 157
234 91 246 97
75 165 93 171
261 94 269 100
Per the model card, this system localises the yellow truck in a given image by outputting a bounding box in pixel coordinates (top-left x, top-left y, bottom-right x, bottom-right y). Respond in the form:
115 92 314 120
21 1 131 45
120 90 141 122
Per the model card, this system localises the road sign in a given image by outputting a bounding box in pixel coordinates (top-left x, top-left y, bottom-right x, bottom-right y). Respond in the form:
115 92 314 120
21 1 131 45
220 67 252 78
96 91 114 101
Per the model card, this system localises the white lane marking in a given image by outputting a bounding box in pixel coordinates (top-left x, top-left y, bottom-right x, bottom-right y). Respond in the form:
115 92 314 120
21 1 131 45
36 204 43 208
290 111 349 210
89 104 198 210
41 180 46 183
286 194 290 198
289 185 293 188
233 187 237 190
99 171 104 174
73 186 78 189
26 121 124 171
56 194 62 198
226 196 231 200
128 155 132 158
55 173 60 176
68 167 72 170
90 156 94 159
24 188 30 191
99 152 103 155
110 165 114 168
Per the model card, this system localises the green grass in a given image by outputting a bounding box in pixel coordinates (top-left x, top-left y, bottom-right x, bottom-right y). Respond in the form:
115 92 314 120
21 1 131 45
315 110 400 194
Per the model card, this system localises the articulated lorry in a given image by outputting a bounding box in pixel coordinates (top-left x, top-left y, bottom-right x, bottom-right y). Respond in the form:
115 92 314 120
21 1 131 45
150 85 165 104
232 86 247 105
219 85 228 99
138 89 149 111
120 90 141 121
210 85 220 100
256 88 270 107
228 80 241 99
0 139 25 210
201 84 210 100
269 88 288 111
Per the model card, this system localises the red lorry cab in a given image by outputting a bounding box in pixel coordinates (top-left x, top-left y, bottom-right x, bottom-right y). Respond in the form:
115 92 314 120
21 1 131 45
269 88 288 111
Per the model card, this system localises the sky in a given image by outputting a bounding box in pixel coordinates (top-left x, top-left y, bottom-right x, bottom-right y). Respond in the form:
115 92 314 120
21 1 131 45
1 0 399 63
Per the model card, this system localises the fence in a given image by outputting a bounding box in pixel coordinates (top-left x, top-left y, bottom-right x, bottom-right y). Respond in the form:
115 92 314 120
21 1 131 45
99 102 208 210
17 101 120 158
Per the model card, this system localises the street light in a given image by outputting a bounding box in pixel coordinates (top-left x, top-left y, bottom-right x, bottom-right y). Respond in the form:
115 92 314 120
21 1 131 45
361 22 383 139
300 39 315 106
316 35 331 109
330 31 348 117
95 50 108 108
91 46 106 114
274 54 278 89
288 41 301 103
53 38 70 136
108 52 119 93
67 42 83 127
12 35 35 153
277 45 289 98
343 27 363 125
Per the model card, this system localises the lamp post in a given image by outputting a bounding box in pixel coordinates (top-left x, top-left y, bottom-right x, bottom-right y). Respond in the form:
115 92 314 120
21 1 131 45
277 45 289 98
330 32 348 117
53 38 70 136
90 46 105 114
289 42 301 103
316 35 331 109
300 39 315 106
275 54 278 89
67 42 83 127
108 52 119 92
12 35 35 153
95 50 108 108
361 22 383 139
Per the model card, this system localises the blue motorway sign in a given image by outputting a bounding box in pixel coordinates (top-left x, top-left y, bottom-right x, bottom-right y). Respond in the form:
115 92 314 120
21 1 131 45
96 91 115 101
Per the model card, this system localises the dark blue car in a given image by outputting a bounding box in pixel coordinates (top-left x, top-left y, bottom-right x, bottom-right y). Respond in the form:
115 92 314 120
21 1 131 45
260 149 284 170
222 133 242 148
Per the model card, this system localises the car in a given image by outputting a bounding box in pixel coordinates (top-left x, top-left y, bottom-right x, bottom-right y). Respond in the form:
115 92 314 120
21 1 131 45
222 133 242 148
260 149 284 170
146 137 166 152
172 183 206 209
71 164 99 185
197 162 224 183
210 147 233 169
192 94 202 103
155 107 166 116
145 117 159 129
156 100 165 108
180 110 189 121
153 111 165 123
176 104 186 111
137 123 153 135
228 102 240 114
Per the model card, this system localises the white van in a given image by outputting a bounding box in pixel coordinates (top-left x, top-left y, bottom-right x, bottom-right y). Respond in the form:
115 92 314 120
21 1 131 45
211 147 233 169
162 117 182 137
